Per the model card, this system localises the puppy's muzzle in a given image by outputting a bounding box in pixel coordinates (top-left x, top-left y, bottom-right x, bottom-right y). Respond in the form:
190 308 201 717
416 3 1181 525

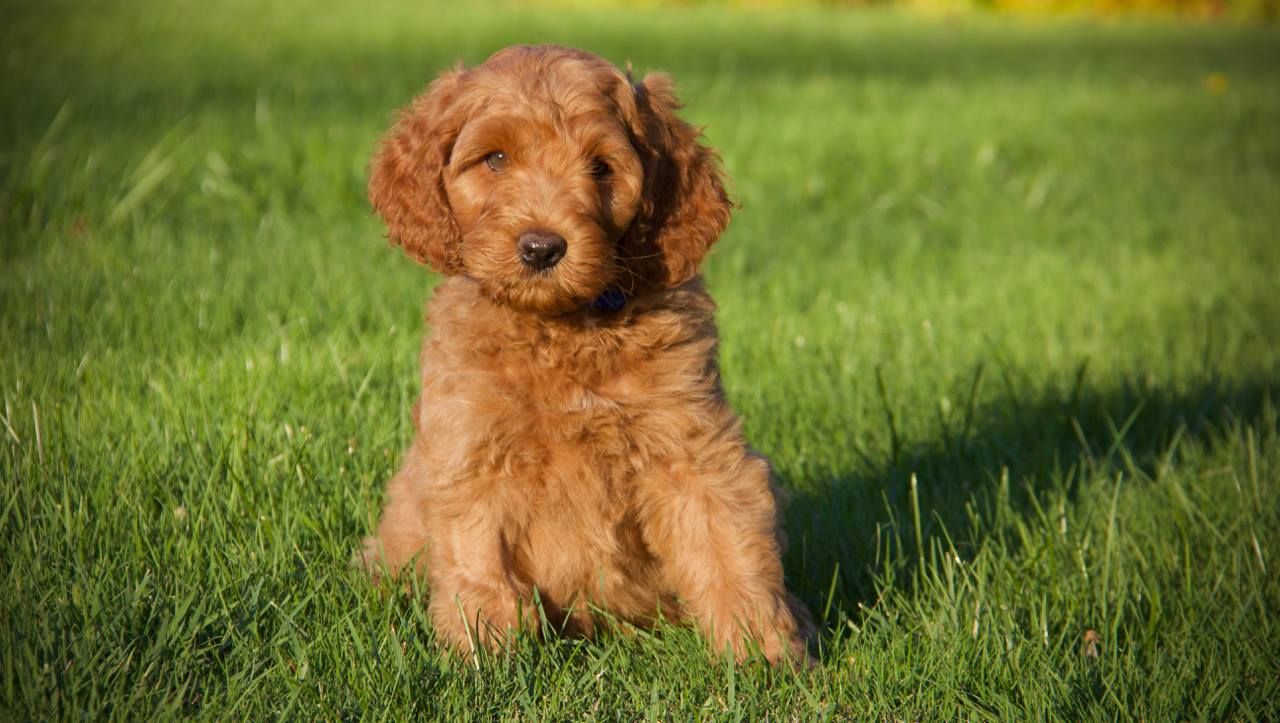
517 230 567 271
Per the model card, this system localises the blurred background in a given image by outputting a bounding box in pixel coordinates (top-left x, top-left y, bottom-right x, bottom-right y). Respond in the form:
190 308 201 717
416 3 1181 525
2 0 1278 717
558 0 1278 19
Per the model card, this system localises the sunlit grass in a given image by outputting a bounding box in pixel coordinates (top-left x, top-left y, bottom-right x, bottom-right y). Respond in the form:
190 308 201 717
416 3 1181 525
2 1 1278 718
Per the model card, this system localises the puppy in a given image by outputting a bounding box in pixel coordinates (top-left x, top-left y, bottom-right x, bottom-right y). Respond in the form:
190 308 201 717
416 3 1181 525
361 45 811 664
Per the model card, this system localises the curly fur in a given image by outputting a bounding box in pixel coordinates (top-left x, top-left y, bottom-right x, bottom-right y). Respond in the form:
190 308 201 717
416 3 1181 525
361 45 812 664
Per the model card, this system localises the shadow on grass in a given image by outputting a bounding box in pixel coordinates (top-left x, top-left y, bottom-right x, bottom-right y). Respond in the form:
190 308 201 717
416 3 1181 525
782 365 1277 625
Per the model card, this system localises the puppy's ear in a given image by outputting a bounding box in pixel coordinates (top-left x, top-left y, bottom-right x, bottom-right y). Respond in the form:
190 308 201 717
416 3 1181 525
368 67 466 273
628 72 732 288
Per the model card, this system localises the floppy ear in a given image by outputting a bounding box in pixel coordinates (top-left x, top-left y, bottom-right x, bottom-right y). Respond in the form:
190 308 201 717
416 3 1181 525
627 72 733 288
368 67 466 273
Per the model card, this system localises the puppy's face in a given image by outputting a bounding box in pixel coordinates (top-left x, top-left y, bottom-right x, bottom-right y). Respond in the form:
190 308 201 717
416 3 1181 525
441 52 645 313
370 45 731 314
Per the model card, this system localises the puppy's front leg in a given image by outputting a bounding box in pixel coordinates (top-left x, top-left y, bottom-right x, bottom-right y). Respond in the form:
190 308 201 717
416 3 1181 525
361 454 532 656
425 511 537 657
637 451 810 664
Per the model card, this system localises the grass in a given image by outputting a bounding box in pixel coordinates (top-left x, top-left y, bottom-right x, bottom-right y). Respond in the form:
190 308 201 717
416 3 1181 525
2 0 1279 718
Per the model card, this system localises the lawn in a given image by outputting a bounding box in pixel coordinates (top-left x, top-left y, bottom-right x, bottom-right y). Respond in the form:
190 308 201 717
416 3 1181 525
2 0 1279 718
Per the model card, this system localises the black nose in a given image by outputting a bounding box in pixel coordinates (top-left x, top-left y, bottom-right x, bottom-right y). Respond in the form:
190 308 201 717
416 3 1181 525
517 230 567 271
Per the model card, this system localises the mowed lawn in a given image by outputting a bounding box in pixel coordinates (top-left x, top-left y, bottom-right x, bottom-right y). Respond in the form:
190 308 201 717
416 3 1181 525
3 1 1279 718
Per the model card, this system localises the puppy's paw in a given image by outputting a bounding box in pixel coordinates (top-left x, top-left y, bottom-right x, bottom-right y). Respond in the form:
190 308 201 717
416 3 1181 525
754 628 814 669
350 536 385 583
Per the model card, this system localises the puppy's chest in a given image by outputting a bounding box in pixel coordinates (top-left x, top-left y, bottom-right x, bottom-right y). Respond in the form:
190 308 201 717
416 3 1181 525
488 359 656 470
425 347 676 481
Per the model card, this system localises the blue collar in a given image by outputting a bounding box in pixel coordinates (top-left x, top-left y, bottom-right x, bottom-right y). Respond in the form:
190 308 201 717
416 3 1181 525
590 288 628 313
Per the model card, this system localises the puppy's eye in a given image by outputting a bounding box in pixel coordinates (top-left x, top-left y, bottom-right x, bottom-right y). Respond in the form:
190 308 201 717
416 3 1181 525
484 151 508 173
590 158 611 179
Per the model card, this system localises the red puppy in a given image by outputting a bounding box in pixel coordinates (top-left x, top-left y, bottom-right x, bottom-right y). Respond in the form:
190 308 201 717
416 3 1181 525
361 45 811 664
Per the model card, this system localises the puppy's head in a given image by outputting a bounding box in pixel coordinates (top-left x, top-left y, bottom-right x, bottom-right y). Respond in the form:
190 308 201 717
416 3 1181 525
369 45 731 314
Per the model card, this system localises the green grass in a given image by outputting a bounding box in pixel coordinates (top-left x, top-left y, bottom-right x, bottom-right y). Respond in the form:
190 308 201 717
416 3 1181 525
3 0 1279 718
